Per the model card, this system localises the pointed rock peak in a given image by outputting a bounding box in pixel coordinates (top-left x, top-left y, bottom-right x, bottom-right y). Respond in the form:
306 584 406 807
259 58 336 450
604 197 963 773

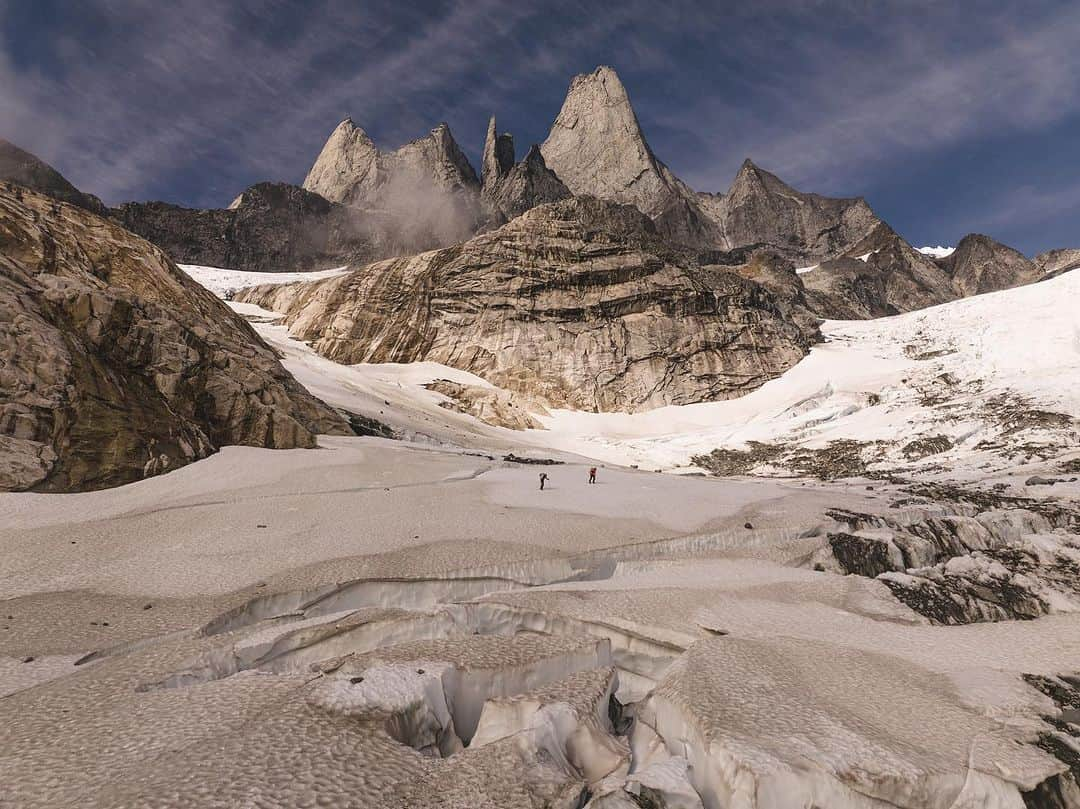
482 115 515 187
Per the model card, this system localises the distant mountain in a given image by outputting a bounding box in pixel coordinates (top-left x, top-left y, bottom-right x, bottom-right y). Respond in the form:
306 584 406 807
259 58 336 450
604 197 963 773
302 119 482 248
0 182 347 492
539 66 721 248
0 138 107 215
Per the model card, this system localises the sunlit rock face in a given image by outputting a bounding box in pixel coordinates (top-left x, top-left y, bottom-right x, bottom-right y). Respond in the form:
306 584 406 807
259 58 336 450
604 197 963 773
540 66 722 249
238 196 817 413
0 183 348 492
302 119 483 251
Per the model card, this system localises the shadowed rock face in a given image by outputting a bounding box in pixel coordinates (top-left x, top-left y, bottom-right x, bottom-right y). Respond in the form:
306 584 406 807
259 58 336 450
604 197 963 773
238 196 817 413
113 182 376 272
939 233 1042 297
0 183 348 492
0 138 108 216
717 160 882 263
482 140 571 225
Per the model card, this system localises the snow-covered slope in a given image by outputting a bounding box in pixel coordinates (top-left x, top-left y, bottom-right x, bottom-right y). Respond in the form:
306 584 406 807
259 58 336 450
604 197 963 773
190 266 1079 480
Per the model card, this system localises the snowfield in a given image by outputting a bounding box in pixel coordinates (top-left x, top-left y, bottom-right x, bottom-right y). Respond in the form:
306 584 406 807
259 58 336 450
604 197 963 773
178 264 350 299
917 245 956 258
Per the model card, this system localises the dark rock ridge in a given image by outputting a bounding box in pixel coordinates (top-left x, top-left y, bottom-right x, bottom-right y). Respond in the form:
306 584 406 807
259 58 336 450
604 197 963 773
0 183 349 492
714 159 882 263
237 196 818 413
0 138 107 216
113 182 376 273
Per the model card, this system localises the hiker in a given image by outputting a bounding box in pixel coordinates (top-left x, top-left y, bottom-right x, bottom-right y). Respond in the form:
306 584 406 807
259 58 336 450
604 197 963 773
588 467 597 484
539 472 549 491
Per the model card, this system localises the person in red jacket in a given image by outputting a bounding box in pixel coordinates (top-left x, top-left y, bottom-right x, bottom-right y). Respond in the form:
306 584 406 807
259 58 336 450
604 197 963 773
588 467 597 484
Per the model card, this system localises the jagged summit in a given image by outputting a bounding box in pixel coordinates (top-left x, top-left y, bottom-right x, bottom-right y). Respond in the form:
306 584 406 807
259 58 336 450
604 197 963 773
482 142 570 224
302 119 479 209
301 118 381 205
481 115 514 190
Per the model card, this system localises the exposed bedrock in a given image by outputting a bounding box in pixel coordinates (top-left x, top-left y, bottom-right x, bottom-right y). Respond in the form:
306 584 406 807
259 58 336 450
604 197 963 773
0 184 348 492
237 196 817 413
819 507 1080 624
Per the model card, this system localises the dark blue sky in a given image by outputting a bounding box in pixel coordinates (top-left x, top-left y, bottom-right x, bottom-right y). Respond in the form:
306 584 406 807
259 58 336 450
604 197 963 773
2 0 1077 255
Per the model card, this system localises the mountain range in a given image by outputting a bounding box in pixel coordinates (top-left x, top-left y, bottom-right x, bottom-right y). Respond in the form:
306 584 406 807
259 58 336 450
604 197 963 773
0 65 1073 484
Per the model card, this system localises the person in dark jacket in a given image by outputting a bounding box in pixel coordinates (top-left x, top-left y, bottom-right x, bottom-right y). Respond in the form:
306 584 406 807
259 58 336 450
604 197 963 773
588 467 597 484
539 472 549 490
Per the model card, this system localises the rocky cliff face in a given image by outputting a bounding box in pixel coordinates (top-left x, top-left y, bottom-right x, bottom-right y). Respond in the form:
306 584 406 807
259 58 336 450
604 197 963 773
0 138 108 216
938 233 1042 297
113 182 376 272
1035 247 1080 279
0 183 348 492
238 196 817 413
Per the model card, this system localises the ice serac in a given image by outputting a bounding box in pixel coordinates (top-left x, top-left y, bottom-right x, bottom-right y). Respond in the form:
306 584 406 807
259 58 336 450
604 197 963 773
0 183 349 492
540 66 719 247
237 196 816 413
113 182 375 273
939 233 1042 297
0 138 107 215
718 158 883 263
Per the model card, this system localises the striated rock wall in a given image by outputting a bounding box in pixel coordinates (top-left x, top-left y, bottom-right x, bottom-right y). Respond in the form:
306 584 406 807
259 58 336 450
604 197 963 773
238 197 817 413
0 184 348 491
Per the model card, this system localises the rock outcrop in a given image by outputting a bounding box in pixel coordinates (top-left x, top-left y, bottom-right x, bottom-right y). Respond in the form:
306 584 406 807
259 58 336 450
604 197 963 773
0 183 348 492
937 233 1042 297
238 196 817 413
1035 247 1080 279
0 138 107 215
113 182 375 272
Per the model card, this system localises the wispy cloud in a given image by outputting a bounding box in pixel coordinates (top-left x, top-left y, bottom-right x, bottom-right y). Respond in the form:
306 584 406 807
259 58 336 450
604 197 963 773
1 0 1078 254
